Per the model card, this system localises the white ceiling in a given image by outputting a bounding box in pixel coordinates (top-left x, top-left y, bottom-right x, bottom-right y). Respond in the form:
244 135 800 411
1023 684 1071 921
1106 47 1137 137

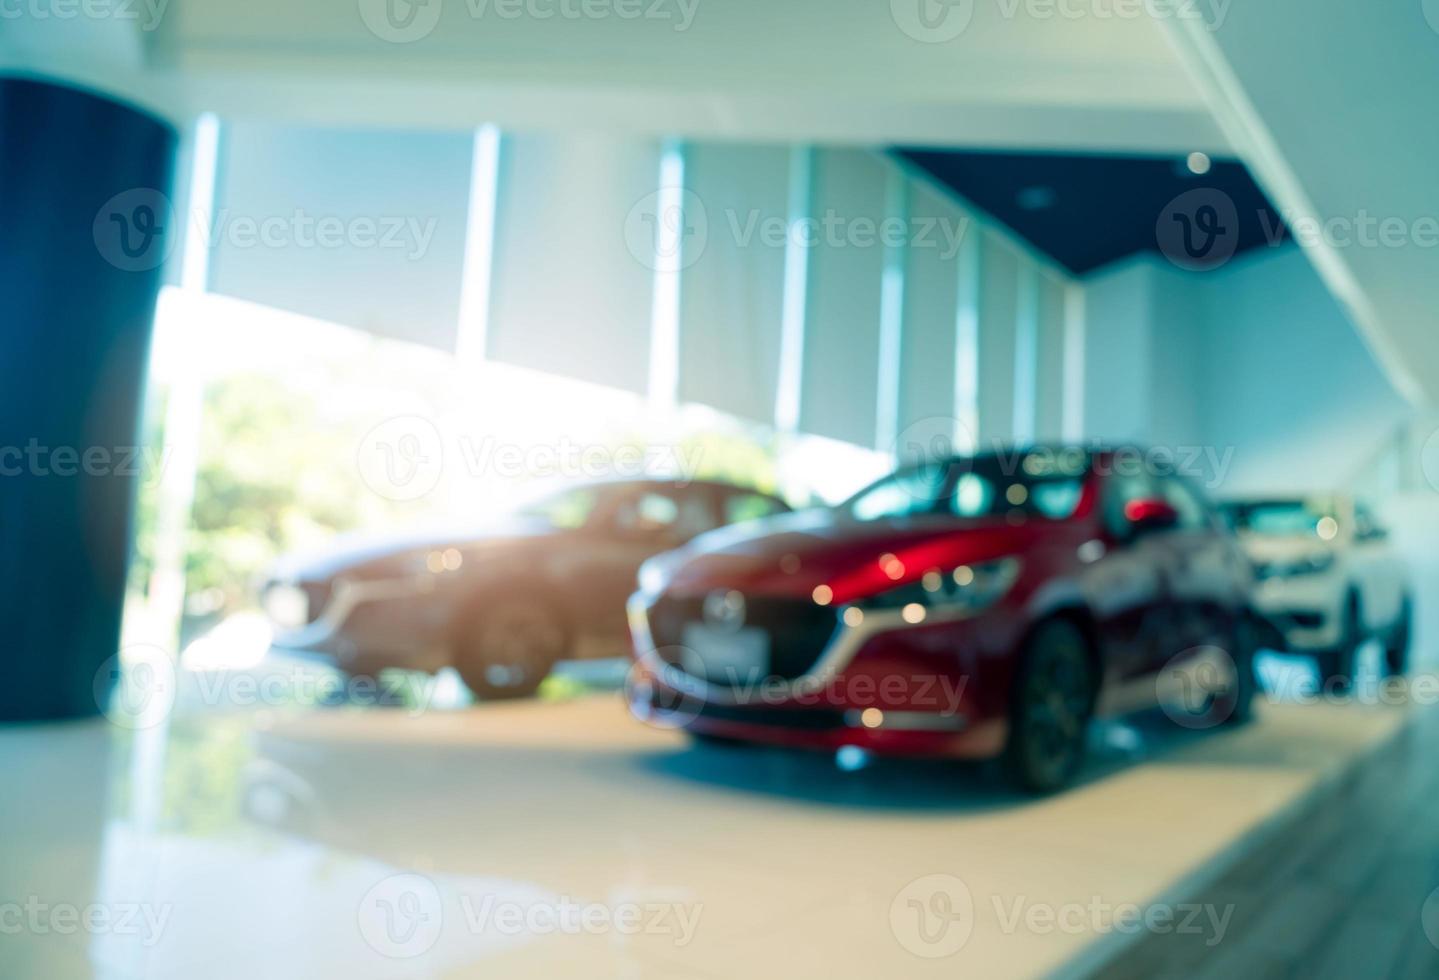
1 0 1225 153
6 0 1430 408
1159 2 1439 407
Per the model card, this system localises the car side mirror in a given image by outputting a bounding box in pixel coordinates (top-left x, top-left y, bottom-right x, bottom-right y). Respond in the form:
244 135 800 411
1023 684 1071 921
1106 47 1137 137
1124 498 1180 533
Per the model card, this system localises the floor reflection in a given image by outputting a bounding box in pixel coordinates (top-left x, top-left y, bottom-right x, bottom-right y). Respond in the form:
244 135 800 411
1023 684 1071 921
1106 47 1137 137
4 643 1423 980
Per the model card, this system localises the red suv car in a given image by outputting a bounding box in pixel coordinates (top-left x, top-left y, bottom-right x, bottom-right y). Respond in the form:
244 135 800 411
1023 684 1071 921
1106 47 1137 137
627 448 1260 793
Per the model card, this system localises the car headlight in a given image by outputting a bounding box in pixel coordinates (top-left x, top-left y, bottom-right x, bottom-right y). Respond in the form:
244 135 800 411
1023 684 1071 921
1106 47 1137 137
859 557 1022 615
638 551 685 598
263 583 310 630
407 547 465 576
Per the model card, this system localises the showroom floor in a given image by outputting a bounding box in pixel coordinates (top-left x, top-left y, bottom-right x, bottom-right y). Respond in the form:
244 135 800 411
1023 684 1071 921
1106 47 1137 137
3 656 1429 980
1103 705 1439 980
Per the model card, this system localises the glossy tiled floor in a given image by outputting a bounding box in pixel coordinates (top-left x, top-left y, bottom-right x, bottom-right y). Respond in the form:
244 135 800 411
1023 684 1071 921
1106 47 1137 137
0 659 1425 980
1103 704 1439 980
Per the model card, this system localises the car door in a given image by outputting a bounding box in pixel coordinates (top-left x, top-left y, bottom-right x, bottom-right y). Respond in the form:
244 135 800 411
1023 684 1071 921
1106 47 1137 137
1351 502 1405 631
1153 474 1245 659
568 484 720 652
1084 469 1176 716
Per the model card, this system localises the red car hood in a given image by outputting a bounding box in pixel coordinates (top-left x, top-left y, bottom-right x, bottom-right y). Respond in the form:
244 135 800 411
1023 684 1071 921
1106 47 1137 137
665 508 1049 605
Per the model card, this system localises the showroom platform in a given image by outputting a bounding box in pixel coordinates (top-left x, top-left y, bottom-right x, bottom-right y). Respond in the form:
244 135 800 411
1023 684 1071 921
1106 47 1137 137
3 662 1426 980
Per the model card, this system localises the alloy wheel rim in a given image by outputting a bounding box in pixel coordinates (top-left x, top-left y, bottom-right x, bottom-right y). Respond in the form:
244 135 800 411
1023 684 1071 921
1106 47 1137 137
1025 646 1089 776
477 607 564 688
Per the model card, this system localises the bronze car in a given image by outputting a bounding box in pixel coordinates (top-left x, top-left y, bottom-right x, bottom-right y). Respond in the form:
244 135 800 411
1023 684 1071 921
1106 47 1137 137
262 479 790 698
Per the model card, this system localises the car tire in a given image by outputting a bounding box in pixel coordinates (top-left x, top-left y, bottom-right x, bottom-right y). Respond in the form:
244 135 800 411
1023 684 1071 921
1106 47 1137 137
1218 614 1259 727
1315 594 1360 693
1002 618 1095 795
1385 597 1412 678
452 594 568 701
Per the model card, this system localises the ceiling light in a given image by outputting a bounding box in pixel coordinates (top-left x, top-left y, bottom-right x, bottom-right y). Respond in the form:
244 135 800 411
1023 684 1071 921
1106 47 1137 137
1186 152 1212 175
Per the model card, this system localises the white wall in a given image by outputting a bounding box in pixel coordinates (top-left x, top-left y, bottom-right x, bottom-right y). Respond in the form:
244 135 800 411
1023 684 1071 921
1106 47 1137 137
1034 273 1068 442
1080 256 1210 454
1080 258 1154 443
1078 247 1410 495
1146 263 1207 451
1191 248 1410 493
977 237 1021 444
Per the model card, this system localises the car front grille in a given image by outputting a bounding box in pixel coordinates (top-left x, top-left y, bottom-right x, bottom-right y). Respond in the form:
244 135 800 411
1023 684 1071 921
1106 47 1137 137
647 593 840 684
695 701 847 730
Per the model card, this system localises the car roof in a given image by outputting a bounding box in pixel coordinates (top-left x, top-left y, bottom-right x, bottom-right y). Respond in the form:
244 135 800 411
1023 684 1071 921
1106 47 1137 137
581 476 787 500
917 443 1165 462
907 445 1096 471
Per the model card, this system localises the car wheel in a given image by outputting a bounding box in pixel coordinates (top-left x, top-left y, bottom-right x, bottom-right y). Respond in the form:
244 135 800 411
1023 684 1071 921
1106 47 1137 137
453 595 568 701
1385 597 1412 678
1217 614 1258 726
1315 594 1360 693
1002 619 1095 795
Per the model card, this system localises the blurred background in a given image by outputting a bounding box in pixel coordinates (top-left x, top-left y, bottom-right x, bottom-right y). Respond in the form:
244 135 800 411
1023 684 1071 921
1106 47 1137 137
5 1 1439 978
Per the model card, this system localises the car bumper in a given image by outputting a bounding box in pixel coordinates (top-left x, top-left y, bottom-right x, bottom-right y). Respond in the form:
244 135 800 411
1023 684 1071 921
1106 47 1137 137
1250 574 1344 652
626 592 1015 759
267 575 451 674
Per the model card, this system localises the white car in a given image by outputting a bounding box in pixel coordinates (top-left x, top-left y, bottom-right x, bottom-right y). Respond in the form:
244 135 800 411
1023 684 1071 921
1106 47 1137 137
1222 496 1410 687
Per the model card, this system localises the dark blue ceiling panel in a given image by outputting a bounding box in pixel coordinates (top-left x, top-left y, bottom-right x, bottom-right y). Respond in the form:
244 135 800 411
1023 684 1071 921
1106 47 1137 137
894 149 1290 276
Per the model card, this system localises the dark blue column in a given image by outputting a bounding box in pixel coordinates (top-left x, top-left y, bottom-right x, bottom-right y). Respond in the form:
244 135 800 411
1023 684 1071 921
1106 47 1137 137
0 77 178 721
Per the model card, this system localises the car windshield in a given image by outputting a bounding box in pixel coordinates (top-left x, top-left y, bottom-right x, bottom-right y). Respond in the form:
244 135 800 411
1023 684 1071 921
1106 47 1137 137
1226 500 1333 536
844 452 1089 523
515 485 603 529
